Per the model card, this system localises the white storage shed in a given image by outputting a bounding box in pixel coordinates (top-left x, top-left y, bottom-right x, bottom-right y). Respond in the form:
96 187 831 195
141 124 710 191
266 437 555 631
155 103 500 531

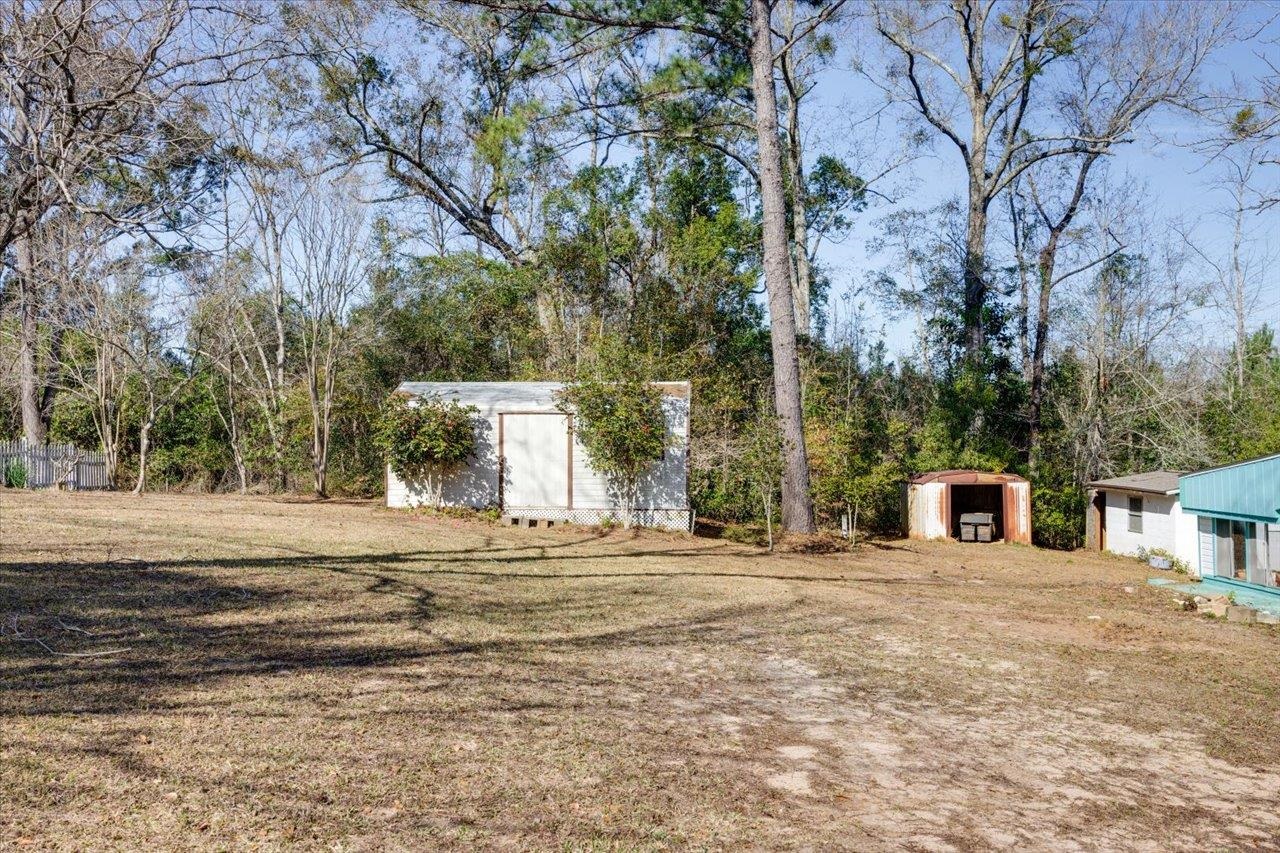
385 381 692 530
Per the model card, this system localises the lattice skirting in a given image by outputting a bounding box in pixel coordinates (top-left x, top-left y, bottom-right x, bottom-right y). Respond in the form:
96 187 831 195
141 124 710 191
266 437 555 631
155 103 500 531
503 506 692 532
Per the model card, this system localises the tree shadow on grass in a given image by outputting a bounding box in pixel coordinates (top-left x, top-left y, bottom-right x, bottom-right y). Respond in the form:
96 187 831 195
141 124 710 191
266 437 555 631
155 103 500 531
0 539 835 719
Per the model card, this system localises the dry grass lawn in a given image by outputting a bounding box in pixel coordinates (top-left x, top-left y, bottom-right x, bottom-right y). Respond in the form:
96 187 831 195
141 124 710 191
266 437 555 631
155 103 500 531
2 491 1279 851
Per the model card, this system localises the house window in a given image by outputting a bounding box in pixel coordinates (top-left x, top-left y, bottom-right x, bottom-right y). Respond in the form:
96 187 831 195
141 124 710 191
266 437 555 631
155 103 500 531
1216 518 1233 575
1128 496 1143 534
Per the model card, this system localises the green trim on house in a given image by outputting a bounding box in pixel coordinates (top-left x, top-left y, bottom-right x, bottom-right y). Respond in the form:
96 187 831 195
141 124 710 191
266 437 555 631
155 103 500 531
1180 453 1280 523
1199 574 1280 600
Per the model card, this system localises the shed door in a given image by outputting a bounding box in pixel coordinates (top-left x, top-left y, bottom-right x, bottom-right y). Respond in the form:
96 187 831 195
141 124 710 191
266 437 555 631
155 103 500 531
502 413 570 509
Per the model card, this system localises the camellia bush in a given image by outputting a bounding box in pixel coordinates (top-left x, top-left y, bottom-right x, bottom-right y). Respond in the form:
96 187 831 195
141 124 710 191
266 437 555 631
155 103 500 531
373 395 478 507
557 376 668 528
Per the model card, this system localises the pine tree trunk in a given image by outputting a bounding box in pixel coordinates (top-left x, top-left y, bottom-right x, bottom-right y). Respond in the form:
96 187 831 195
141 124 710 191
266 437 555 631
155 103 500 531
785 97 812 337
780 0 812 337
749 0 815 534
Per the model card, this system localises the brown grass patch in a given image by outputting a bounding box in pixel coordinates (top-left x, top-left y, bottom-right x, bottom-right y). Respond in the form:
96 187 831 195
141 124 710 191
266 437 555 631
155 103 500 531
2 491 1278 850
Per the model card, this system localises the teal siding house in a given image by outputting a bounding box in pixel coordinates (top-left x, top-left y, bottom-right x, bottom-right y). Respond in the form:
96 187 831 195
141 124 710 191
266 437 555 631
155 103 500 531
1179 452 1280 592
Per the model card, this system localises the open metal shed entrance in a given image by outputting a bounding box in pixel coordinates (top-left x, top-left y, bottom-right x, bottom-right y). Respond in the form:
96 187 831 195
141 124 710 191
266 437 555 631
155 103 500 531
904 470 1032 544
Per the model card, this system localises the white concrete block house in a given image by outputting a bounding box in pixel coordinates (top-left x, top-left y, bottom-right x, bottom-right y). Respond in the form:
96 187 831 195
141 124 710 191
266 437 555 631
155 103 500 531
385 381 692 531
1086 471 1198 564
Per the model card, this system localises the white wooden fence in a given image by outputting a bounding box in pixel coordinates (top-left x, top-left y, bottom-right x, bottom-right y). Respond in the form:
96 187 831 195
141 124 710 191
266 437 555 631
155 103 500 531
0 440 110 490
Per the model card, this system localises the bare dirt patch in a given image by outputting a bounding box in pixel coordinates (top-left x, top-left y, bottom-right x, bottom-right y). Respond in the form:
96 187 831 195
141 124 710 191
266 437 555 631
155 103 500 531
2 491 1278 850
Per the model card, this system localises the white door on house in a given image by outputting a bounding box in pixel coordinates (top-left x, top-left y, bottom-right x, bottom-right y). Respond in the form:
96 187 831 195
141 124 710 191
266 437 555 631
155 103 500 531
1198 515 1216 576
502 413 570 509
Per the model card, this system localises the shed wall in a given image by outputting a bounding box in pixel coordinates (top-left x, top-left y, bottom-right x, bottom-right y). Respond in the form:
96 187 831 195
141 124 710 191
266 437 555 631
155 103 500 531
386 383 690 530
569 396 689 512
1004 481 1032 545
906 482 949 540
387 413 502 509
906 478 1031 544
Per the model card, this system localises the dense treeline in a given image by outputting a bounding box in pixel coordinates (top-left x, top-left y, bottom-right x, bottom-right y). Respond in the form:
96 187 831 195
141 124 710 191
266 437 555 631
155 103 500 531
2 0 1278 548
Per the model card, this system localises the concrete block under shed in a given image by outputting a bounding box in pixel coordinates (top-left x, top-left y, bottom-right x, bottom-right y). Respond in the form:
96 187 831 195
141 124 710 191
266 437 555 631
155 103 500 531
502 516 558 529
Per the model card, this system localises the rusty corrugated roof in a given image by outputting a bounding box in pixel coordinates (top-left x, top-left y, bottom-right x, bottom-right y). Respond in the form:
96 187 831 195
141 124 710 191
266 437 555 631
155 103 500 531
909 469 1028 485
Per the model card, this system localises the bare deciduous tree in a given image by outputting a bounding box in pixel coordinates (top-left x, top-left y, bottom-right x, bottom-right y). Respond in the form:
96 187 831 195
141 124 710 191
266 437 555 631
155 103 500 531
1223 29 1280 209
868 0 1108 363
285 178 372 498
47 217 130 485
1 0 266 443
1008 0 1233 468
1057 191 1211 483
1181 151 1275 390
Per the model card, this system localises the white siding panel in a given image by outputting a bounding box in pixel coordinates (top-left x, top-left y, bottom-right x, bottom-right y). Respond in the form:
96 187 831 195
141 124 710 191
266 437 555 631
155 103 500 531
639 394 690 509
571 394 689 511
386 414 501 509
570 437 611 508
1198 515 1216 576
1172 504 1201 572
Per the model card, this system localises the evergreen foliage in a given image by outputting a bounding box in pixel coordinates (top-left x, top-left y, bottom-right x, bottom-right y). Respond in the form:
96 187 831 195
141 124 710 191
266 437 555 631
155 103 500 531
556 347 669 528
373 396 478 507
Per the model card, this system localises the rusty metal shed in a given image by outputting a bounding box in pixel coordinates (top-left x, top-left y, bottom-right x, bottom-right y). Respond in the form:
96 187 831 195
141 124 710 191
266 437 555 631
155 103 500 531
903 470 1032 544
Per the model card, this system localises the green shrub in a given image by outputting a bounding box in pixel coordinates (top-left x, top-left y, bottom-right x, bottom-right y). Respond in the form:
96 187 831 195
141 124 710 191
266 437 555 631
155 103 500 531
1031 476 1085 550
722 522 766 546
4 459 27 489
373 395 478 506
557 376 668 529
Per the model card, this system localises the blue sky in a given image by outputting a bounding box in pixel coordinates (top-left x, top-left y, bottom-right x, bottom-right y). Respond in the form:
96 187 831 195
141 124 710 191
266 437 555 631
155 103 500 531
311 2 1280 365
807 4 1280 360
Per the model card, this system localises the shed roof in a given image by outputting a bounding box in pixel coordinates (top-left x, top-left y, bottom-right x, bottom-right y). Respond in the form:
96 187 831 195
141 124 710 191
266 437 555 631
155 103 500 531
393 381 690 418
909 469 1027 485
1087 470 1182 496
395 381 561 414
